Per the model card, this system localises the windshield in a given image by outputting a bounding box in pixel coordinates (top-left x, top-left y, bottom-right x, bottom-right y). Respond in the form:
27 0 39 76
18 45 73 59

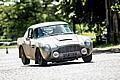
34 24 73 38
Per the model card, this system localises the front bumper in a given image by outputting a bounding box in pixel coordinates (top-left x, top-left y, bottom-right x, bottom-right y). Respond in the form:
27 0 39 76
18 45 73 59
47 44 92 62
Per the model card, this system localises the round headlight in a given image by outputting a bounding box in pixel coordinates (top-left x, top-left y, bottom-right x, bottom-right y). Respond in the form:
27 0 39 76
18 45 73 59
81 48 88 55
53 52 59 58
84 40 91 46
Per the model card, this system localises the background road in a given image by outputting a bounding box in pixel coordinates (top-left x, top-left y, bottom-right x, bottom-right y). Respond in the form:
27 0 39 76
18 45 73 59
0 48 120 80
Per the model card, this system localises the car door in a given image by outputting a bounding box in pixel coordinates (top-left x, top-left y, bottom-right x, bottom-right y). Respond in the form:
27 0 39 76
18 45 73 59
24 28 33 58
29 28 39 59
30 27 44 59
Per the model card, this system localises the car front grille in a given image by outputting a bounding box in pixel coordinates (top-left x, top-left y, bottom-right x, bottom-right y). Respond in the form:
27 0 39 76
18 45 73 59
57 44 81 53
55 44 81 59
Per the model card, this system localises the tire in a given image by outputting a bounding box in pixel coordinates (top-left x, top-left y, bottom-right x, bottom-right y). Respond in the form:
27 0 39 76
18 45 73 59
20 47 30 65
82 54 92 63
35 49 47 66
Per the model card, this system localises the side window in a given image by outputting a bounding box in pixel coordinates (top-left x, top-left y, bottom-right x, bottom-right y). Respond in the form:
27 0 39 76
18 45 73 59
38 28 44 37
28 28 33 39
34 28 45 38
34 28 38 38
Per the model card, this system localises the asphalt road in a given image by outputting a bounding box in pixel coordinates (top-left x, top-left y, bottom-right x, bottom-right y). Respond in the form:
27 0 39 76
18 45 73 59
0 48 120 80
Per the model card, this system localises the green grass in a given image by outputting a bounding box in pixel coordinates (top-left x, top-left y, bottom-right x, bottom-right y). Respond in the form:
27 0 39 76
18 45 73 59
95 44 114 48
0 45 17 49
81 32 96 37
95 44 120 50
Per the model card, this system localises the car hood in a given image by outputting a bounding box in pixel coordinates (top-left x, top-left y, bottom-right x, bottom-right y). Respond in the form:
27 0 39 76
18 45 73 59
36 34 88 48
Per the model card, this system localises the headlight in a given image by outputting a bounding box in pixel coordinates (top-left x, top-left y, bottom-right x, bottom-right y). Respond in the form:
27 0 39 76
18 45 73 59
81 48 88 55
43 44 51 52
84 40 91 46
53 52 59 58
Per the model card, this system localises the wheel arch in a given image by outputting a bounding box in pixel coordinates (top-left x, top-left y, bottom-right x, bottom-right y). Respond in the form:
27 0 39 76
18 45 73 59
35 47 47 65
35 47 42 57
35 47 41 64
35 47 48 61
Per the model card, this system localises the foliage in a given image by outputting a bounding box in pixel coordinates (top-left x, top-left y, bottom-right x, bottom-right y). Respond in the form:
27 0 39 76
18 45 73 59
55 0 106 34
0 0 62 40
0 0 116 44
111 2 120 12
55 0 84 23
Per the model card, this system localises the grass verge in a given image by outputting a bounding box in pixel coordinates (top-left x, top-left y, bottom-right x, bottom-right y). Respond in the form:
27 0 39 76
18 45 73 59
0 45 17 49
95 44 120 50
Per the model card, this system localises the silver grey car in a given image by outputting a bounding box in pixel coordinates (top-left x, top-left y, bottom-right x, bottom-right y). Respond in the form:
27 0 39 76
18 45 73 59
17 21 93 65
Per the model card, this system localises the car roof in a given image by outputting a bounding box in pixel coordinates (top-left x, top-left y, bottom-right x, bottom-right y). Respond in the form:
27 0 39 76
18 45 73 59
29 21 68 29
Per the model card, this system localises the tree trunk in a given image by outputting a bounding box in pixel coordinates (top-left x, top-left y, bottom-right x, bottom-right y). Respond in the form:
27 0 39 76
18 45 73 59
112 12 119 44
105 0 114 44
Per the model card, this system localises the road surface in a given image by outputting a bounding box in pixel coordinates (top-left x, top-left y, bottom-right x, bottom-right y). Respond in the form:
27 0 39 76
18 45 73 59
0 48 120 80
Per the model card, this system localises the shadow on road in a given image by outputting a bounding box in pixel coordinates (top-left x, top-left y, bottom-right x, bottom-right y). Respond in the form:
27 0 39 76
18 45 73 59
23 61 94 67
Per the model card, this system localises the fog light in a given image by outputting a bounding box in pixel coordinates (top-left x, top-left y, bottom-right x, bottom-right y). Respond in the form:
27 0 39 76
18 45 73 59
81 48 87 55
53 52 59 58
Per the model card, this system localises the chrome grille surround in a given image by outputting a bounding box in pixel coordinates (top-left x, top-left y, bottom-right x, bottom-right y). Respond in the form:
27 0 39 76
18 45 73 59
55 44 82 59
57 44 81 53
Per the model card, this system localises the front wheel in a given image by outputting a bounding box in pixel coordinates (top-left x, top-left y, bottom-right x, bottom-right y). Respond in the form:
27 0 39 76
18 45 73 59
20 47 30 65
82 54 92 63
35 49 47 66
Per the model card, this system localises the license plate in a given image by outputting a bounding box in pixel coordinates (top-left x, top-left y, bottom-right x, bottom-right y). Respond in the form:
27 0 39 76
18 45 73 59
63 51 80 58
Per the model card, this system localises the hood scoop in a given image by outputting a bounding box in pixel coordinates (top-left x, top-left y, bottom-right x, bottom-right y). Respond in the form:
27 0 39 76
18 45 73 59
59 39 72 41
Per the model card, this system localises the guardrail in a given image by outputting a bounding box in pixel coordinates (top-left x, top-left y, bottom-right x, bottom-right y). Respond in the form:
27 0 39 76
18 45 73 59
0 41 17 54
0 41 17 46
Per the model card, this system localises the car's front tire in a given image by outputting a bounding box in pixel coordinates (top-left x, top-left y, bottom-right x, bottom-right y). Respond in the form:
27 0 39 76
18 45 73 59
35 49 47 66
82 54 92 63
20 47 30 65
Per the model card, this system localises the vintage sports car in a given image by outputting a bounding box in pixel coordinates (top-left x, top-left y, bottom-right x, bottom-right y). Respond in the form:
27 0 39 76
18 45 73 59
17 21 93 65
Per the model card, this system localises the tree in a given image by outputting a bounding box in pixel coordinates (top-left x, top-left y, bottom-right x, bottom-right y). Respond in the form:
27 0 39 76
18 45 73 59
0 0 63 39
55 0 84 33
109 0 120 44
